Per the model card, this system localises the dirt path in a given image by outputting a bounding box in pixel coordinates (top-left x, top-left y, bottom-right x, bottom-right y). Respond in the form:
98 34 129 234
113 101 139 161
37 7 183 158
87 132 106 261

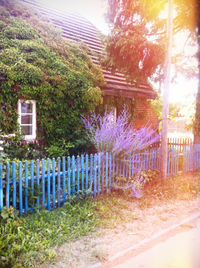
40 196 200 268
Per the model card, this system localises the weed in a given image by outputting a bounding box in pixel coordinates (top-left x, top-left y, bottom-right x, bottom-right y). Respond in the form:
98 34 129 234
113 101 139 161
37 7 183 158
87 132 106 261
91 248 108 262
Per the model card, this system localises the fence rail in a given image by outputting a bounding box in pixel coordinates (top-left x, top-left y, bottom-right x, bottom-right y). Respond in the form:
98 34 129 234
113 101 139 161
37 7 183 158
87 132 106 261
152 137 193 153
0 144 200 215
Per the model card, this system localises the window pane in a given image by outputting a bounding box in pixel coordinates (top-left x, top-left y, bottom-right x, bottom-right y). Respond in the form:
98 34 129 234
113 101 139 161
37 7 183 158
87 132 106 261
21 103 32 113
21 115 32 124
21 125 32 135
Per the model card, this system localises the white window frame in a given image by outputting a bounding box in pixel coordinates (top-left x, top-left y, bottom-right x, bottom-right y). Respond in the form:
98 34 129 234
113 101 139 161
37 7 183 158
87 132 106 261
17 100 36 140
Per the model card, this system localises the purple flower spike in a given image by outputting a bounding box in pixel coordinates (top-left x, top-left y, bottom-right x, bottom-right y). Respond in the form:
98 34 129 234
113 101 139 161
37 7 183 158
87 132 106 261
82 108 160 157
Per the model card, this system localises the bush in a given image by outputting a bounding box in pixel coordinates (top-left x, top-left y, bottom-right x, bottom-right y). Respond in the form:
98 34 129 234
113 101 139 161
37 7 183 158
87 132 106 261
82 108 159 157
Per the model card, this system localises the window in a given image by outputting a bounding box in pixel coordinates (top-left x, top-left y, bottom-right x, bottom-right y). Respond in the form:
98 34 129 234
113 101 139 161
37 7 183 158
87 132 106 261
18 100 36 140
106 105 117 123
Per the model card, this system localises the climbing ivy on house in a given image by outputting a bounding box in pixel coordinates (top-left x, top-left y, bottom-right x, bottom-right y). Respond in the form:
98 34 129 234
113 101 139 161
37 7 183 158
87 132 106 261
0 0 104 154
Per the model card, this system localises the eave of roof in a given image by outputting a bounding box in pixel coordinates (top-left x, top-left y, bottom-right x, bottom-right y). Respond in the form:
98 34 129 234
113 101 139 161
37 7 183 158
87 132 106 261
21 0 156 99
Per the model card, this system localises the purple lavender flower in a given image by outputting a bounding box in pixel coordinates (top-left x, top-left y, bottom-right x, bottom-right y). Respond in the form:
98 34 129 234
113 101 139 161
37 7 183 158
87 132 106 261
1 106 5 109
82 108 160 157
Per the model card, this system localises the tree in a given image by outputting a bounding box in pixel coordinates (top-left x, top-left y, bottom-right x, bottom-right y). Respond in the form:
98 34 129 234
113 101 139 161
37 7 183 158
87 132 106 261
104 0 166 84
105 0 199 140
105 0 197 82
105 0 198 180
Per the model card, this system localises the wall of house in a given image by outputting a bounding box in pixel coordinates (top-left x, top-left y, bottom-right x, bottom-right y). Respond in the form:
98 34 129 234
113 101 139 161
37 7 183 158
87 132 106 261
133 98 159 131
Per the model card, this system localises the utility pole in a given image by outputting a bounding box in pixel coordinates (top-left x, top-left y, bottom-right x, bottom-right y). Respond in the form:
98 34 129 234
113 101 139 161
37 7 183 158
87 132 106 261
160 0 173 181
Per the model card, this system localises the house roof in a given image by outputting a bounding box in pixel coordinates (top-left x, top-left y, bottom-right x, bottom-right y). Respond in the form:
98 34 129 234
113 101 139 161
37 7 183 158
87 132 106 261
21 0 156 99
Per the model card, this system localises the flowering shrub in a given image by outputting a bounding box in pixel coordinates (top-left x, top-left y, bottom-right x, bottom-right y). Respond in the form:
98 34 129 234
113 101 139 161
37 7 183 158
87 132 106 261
82 108 159 157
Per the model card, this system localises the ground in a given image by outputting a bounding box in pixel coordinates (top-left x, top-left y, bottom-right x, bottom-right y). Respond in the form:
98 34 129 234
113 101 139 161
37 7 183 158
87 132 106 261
40 172 200 268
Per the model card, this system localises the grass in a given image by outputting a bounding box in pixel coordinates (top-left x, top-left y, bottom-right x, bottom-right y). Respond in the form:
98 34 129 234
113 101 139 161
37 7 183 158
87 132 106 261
0 198 99 268
0 171 200 268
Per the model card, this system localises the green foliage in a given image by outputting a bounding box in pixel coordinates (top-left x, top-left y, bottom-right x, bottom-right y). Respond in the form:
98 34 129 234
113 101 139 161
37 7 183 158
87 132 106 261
46 140 74 158
104 0 166 84
0 199 98 267
0 0 104 154
0 131 44 161
0 104 18 134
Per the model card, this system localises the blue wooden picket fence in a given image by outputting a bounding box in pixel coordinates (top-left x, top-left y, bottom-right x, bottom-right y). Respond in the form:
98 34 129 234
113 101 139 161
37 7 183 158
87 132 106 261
0 145 200 215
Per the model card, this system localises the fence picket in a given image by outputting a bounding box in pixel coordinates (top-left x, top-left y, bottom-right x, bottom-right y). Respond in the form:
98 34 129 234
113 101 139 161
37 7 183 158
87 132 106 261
24 161 28 213
77 156 80 194
6 162 10 209
105 152 108 188
90 154 93 193
81 155 84 192
47 158 51 210
19 161 23 216
36 159 40 209
93 154 97 198
12 162 16 210
102 157 105 191
85 154 88 192
57 157 61 207
30 160 34 210
67 156 71 197
0 163 3 210
98 153 101 194
52 158 56 208
41 159 45 208
109 153 111 189
62 157 66 200
112 154 115 184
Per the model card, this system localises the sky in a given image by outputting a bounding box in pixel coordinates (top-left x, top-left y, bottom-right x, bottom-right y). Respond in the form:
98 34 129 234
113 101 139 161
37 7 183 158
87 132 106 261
38 0 198 105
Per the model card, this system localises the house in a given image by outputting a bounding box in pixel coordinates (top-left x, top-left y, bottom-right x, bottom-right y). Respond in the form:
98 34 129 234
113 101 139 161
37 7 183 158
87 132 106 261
1 0 158 143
